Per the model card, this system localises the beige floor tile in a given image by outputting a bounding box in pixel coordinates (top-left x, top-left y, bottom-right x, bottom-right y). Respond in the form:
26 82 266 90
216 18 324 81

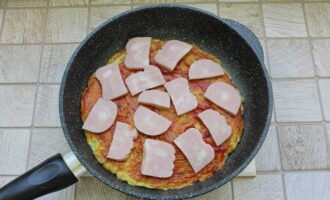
1 9 46 43
0 129 30 174
45 8 88 43
305 3 330 37
278 124 328 170
0 1 6 7
0 45 41 83
28 128 70 168
49 0 88 6
76 177 138 200
219 3 263 37
191 183 232 200
91 0 131 5
0 85 36 127
256 126 281 171
267 39 314 78
284 172 330 200
36 186 75 200
186 4 217 15
34 85 61 127
233 174 284 200
133 0 174 3
7 0 47 7
311 39 330 77
262 4 307 37
319 79 330 121
273 80 322 122
40 44 78 83
90 6 131 30
261 0 303 2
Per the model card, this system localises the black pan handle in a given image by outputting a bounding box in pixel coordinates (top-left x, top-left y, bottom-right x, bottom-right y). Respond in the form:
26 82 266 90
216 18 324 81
0 154 78 200
221 18 264 62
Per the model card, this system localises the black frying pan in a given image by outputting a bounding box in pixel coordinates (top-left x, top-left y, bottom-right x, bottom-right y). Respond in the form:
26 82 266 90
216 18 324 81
0 4 272 200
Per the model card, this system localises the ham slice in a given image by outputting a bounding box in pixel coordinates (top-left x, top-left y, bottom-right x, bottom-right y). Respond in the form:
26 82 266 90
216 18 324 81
141 139 175 178
124 37 151 70
204 82 241 116
134 106 172 136
174 128 214 173
165 78 198 115
198 109 232 146
138 90 170 109
82 98 117 133
125 65 166 96
95 62 128 100
154 40 192 71
107 122 138 161
188 59 224 80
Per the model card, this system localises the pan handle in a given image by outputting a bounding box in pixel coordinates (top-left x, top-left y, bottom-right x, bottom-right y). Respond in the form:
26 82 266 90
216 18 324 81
0 153 85 200
221 18 264 62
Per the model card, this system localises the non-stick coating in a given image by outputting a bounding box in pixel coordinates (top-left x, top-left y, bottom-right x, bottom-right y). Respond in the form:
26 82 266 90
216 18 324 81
59 4 272 200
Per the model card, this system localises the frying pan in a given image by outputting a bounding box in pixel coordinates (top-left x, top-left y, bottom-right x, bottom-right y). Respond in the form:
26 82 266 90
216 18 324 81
0 4 273 200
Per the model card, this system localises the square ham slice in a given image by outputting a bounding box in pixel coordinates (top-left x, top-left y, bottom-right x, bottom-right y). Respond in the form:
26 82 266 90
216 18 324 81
124 37 151 70
133 106 172 136
141 139 175 178
82 98 117 133
95 62 128 100
164 78 198 115
154 40 192 71
125 65 165 96
107 122 138 161
174 128 215 173
138 90 170 109
188 59 224 80
204 82 241 116
198 109 232 146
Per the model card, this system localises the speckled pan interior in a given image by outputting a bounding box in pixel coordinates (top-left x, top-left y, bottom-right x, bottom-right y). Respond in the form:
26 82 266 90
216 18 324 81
59 4 273 200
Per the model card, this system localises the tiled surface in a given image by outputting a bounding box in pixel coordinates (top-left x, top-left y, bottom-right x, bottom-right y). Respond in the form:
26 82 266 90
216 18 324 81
219 3 263 37
1 9 46 43
233 174 285 200
45 8 88 43
284 172 330 200
0 0 330 199
305 3 330 37
0 45 42 82
319 79 330 121
262 3 307 37
278 125 328 170
273 80 322 122
267 39 314 78
311 39 330 77
40 44 78 83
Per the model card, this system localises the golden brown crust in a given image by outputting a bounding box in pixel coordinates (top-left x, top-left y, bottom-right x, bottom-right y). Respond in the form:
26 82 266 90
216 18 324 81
81 39 244 189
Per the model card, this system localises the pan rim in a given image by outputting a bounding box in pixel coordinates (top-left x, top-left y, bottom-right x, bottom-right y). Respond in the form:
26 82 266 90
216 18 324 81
59 3 273 200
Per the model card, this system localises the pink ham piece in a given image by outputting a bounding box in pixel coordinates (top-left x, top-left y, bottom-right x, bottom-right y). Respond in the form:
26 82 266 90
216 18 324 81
95 62 128 100
125 65 165 96
174 128 215 173
107 122 138 161
138 90 170 109
82 98 117 133
141 139 175 178
204 82 241 116
154 40 192 71
134 106 172 136
124 37 151 70
188 59 224 80
198 109 232 146
165 78 198 115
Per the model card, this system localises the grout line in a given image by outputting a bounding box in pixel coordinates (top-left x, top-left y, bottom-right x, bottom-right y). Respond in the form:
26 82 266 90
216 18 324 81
281 172 288 200
230 181 235 200
86 0 91 35
275 125 288 200
25 1 50 171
